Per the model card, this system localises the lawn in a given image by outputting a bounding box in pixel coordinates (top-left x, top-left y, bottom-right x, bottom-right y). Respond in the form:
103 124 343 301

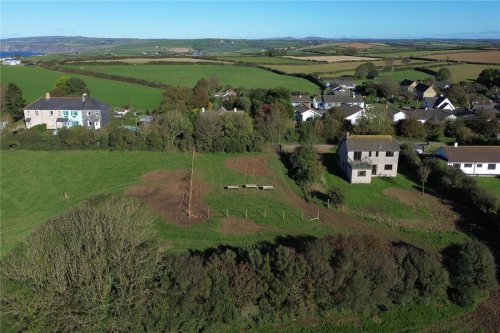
0 66 162 111
378 69 435 81
215 55 314 65
476 177 500 200
61 63 320 93
0 151 333 257
1 150 469 258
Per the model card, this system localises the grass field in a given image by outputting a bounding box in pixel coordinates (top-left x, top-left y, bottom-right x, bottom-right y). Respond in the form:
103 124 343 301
266 60 398 75
476 177 500 200
61 63 320 93
1 150 470 258
425 50 500 64
215 55 314 65
443 64 500 82
378 69 436 81
0 66 162 111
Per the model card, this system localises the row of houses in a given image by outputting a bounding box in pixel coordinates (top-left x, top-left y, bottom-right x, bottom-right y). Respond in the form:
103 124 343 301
337 135 500 183
24 93 110 130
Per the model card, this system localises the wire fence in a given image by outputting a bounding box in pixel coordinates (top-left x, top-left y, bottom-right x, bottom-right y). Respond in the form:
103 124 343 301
178 206 321 222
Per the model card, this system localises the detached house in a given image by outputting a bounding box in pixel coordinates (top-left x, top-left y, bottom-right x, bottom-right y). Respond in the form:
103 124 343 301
415 83 437 99
312 94 365 110
24 93 109 130
433 144 500 176
291 95 311 107
423 96 456 110
294 104 324 122
337 135 400 184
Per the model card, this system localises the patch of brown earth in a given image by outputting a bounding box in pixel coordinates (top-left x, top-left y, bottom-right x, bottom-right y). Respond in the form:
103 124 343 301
383 188 459 231
218 217 263 236
454 289 500 333
225 156 269 176
339 42 380 49
126 170 210 226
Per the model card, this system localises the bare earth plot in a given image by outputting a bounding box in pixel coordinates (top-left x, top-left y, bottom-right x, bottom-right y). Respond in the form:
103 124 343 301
126 170 211 226
425 51 500 64
218 217 264 235
284 55 380 63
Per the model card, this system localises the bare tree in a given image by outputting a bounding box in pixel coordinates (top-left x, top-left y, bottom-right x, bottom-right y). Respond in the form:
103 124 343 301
418 164 432 194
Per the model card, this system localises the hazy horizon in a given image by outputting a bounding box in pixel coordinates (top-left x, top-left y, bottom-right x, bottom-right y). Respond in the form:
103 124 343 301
1 1 499 40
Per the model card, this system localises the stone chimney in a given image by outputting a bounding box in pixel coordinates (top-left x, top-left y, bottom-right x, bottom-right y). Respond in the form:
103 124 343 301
45 93 50 100
82 93 87 102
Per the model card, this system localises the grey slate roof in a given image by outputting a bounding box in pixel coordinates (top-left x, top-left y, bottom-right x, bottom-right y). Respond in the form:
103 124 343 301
323 94 363 104
25 96 109 111
400 79 415 87
437 146 500 163
415 83 432 93
344 135 400 152
337 104 363 117
404 109 455 121
291 95 311 103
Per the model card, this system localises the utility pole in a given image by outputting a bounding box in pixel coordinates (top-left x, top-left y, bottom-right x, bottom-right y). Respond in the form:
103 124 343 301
188 149 195 218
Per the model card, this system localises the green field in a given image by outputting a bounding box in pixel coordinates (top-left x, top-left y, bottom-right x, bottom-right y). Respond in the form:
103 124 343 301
443 63 500 82
0 66 162 111
1 150 471 257
216 55 315 65
62 63 320 93
378 69 435 81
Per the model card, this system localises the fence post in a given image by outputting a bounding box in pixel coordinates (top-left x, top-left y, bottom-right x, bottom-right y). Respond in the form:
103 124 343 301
301 210 304 221
317 210 319 220
264 210 267 218
226 209 229 218
327 199 330 208
245 209 248 219
282 211 285 220
207 208 210 218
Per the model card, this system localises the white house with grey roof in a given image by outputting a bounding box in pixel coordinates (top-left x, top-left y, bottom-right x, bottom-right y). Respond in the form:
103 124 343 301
24 93 109 130
294 104 324 122
312 94 365 110
337 135 400 183
433 145 500 176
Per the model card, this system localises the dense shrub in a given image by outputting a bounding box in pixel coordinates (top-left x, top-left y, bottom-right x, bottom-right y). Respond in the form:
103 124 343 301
2 196 496 331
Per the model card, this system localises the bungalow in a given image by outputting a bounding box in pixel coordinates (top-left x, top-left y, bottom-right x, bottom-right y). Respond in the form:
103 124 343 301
433 144 500 176
24 93 109 130
294 104 324 122
403 109 456 123
291 94 311 107
423 96 456 110
337 104 365 125
312 94 365 110
337 134 400 184
386 106 407 123
415 83 437 99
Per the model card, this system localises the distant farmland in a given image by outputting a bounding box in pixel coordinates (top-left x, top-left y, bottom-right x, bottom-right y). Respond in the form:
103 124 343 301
425 51 500 64
0 66 162 110
62 63 321 93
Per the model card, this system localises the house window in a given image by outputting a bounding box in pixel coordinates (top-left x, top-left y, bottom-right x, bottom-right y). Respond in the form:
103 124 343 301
368 151 372 157
58 111 61 116
386 151 394 157
376 151 379 157
453 164 460 169
35 111 39 116
63 111 69 116
357 171 366 177
26 111 30 115
49 111 53 116
477 164 483 168
87 111 91 116
95 111 99 116
488 164 496 170
88 121 93 126
464 164 472 168
72 111 77 117
384 164 393 170
354 151 362 161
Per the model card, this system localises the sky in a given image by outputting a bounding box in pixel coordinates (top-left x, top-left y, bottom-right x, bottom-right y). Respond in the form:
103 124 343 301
1 1 499 40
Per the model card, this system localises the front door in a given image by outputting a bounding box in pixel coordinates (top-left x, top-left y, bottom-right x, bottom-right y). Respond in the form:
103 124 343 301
372 164 377 175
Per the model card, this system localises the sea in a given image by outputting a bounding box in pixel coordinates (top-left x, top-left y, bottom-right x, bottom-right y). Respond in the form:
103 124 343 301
0 51 44 57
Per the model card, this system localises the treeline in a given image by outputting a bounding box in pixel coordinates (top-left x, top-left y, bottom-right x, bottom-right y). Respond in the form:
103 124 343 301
1 195 496 332
400 144 499 215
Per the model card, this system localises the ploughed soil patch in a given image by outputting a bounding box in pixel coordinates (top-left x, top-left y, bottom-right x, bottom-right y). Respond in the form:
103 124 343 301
217 217 263 236
225 156 269 176
126 170 210 226
383 188 459 231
